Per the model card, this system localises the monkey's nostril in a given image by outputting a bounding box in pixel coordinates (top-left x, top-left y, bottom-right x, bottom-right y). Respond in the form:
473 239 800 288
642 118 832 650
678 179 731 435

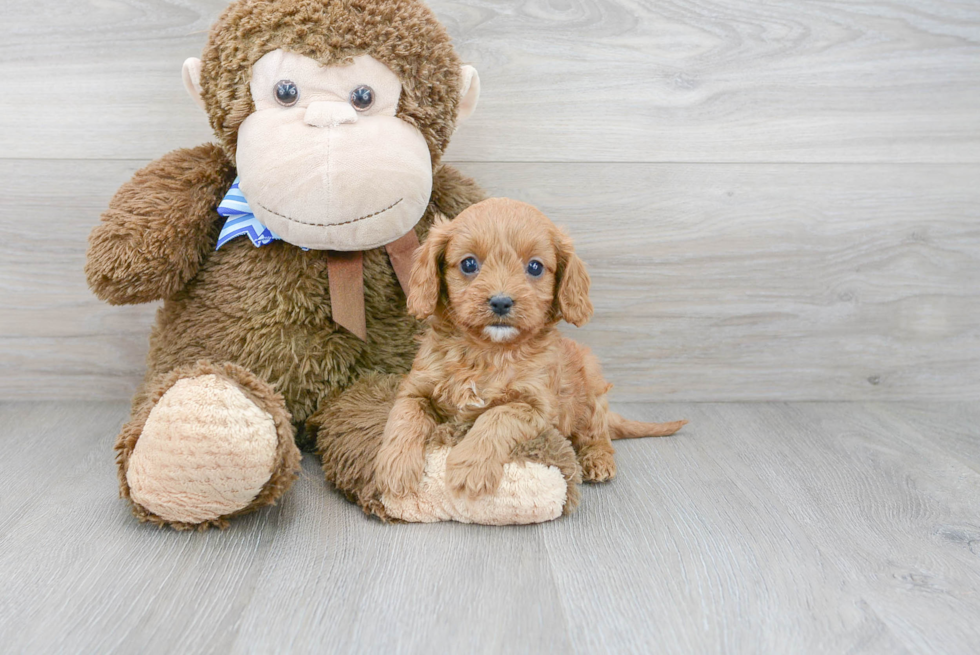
488 295 514 316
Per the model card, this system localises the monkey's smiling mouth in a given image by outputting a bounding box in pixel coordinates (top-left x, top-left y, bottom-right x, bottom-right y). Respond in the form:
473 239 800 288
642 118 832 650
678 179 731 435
256 197 404 228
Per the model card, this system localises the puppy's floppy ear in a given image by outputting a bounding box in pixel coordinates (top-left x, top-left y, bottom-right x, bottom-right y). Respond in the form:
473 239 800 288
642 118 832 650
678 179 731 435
554 230 593 327
407 217 452 319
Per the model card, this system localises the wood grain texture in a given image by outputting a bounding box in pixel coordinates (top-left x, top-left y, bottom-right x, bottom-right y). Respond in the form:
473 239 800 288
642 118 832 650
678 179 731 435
2 159 977 401
1 401 978 653
469 161 980 402
546 401 980 653
0 160 156 400
2 0 978 399
2 0 979 162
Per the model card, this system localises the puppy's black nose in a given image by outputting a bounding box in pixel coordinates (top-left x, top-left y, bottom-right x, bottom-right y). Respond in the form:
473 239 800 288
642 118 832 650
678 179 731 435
488 295 514 316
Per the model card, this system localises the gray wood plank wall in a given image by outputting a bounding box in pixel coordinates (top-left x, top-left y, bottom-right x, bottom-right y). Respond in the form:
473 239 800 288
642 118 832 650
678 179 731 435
2 0 978 401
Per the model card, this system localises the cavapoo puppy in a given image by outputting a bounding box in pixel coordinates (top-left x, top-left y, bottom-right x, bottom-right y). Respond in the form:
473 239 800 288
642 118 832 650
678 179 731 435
375 198 686 499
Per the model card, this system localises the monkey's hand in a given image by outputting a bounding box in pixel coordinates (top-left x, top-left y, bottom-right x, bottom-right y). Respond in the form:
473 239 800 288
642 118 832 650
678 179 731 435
85 143 235 305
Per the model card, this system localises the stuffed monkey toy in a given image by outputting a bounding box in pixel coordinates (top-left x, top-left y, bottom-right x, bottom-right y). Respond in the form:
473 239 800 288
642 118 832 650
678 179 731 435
86 0 580 529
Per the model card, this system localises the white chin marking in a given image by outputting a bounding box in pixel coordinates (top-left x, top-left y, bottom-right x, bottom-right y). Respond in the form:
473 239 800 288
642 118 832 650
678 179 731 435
483 325 520 343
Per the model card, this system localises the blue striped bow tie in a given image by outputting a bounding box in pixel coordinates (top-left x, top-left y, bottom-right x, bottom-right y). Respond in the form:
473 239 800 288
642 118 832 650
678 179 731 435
216 177 289 249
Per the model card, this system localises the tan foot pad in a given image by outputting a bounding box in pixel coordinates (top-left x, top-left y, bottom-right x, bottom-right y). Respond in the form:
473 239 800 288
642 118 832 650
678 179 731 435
127 374 279 524
381 447 567 525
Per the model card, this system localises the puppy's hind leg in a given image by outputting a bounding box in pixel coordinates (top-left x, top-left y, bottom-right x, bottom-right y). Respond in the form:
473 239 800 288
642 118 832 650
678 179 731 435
573 408 687 482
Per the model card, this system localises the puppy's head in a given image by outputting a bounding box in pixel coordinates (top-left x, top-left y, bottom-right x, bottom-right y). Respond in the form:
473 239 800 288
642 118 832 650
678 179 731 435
407 198 593 343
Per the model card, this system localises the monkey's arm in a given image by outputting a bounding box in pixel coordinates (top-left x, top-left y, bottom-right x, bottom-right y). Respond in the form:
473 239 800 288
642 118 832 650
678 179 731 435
85 143 236 305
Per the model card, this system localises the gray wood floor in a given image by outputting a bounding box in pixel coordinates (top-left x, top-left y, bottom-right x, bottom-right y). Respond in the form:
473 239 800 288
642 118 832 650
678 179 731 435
2 401 978 654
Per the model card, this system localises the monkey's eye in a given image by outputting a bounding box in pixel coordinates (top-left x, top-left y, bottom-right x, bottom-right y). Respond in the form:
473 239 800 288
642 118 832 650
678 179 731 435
526 259 545 277
274 80 299 106
459 256 480 276
350 85 375 111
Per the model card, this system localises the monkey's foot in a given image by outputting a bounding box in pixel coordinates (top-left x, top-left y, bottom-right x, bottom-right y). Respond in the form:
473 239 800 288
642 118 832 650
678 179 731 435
381 429 582 525
121 363 300 529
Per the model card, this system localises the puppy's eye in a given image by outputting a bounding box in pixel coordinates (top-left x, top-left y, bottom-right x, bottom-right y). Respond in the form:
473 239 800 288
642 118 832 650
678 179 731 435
526 259 545 277
274 80 299 106
350 85 375 111
459 256 480 276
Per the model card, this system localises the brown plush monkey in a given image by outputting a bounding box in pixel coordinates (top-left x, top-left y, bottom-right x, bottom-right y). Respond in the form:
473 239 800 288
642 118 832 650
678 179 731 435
86 0 580 529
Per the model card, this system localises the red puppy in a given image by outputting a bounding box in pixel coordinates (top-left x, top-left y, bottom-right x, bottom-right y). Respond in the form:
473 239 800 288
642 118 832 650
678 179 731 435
375 198 686 499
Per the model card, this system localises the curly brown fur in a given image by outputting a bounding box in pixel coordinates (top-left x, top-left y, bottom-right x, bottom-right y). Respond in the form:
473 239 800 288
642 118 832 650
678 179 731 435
310 373 401 518
116 360 301 531
375 198 686 499
116 165 481 441
86 144 235 305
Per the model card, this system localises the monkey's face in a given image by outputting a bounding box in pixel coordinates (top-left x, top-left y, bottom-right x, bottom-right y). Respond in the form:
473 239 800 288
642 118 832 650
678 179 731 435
185 0 480 251
229 50 432 251
183 0 480 251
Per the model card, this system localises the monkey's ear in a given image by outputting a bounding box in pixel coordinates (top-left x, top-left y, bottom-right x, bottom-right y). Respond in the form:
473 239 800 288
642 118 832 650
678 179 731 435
457 65 480 123
554 232 594 327
407 219 452 320
182 57 207 113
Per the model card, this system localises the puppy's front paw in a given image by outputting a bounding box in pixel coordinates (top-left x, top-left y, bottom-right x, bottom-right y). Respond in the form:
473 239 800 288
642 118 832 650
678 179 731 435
579 445 617 483
375 444 427 497
444 444 504 499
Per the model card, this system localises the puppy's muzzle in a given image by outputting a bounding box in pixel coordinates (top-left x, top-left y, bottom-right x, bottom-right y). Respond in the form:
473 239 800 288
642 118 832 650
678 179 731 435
488 294 514 317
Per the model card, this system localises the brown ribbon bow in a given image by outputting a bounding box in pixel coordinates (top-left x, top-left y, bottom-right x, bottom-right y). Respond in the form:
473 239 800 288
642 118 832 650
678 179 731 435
326 230 420 340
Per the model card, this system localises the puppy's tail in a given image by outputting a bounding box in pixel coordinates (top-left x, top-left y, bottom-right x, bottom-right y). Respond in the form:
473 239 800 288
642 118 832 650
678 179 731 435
609 413 687 440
